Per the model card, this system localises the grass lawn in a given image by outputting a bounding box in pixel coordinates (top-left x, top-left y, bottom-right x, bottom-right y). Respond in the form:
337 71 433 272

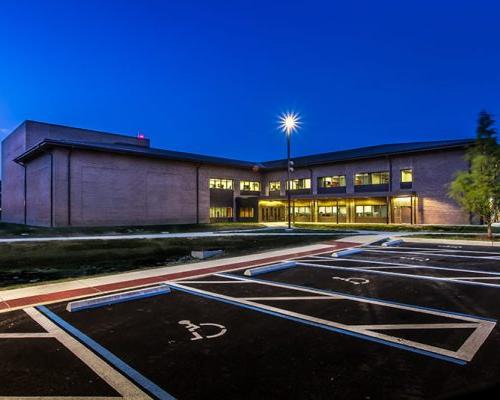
0 222 265 238
0 234 343 289
294 223 500 234
409 234 499 242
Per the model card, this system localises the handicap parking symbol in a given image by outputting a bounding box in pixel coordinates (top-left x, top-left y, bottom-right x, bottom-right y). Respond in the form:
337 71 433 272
178 320 227 341
332 276 369 285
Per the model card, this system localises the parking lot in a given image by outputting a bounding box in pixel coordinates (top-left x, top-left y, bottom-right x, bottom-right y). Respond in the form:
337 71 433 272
1 240 499 399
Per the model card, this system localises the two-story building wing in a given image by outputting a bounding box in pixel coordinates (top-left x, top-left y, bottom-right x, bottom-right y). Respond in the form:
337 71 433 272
1 120 473 227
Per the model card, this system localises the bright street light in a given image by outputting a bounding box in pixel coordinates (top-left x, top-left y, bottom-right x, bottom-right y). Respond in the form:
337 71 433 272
279 112 301 135
279 111 301 229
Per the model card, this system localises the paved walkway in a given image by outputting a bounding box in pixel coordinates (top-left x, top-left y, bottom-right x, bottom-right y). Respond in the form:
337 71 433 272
0 230 350 243
0 234 389 312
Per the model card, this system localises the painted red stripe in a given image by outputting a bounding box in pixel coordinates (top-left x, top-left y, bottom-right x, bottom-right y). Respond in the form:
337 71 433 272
1 241 356 310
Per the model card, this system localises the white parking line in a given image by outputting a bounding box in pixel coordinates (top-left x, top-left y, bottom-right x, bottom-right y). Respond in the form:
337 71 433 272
0 332 53 338
350 323 480 330
308 255 500 276
172 277 496 363
362 248 500 261
450 277 500 281
215 273 489 322
297 261 500 288
239 296 341 301
367 244 500 256
23 307 149 400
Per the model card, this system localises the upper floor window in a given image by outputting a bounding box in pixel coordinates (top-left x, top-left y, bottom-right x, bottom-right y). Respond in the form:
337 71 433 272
318 175 346 188
240 181 260 192
401 169 413 183
209 178 233 190
354 171 389 185
269 181 281 191
287 178 311 190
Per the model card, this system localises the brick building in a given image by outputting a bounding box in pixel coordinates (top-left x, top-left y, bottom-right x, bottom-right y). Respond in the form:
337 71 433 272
1 120 473 227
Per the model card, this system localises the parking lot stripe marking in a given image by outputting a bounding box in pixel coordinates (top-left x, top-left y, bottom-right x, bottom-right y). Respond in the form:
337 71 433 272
308 255 500 276
0 332 54 338
300 261 500 289
168 282 468 364
361 248 500 261
366 244 500 255
24 307 149 400
239 296 341 301
217 272 497 322
312 256 500 276
33 306 174 400
456 320 496 361
350 323 480 330
450 276 500 280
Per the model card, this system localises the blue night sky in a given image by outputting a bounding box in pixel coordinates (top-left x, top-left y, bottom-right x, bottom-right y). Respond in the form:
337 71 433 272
1 0 499 165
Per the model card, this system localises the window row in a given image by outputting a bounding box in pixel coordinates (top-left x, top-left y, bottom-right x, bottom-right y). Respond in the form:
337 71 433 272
271 169 413 190
210 169 413 192
209 178 260 192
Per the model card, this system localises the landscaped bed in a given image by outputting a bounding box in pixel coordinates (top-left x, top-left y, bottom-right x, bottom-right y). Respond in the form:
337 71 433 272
0 222 266 239
294 223 500 233
0 234 343 288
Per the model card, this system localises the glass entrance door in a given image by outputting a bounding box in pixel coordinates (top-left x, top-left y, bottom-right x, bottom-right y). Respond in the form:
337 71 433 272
261 206 285 222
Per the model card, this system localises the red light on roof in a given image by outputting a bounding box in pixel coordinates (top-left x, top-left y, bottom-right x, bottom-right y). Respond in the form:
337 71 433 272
137 132 145 140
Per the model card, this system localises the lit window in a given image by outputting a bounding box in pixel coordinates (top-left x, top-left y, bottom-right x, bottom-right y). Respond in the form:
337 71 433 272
318 206 347 217
269 181 281 191
239 207 254 218
401 169 413 183
210 207 233 218
319 176 346 188
355 205 388 218
318 206 336 217
287 178 311 190
209 178 233 190
293 206 311 216
240 181 260 192
355 172 389 185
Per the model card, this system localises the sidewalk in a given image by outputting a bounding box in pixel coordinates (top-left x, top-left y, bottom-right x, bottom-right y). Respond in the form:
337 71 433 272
0 230 349 243
0 234 389 312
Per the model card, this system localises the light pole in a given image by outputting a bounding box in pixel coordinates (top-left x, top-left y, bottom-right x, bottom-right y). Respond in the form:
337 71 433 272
279 112 300 229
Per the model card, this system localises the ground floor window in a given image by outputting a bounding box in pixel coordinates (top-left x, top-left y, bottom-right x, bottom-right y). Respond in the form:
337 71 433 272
293 206 311 217
210 207 233 219
239 207 254 218
318 206 347 217
355 205 387 218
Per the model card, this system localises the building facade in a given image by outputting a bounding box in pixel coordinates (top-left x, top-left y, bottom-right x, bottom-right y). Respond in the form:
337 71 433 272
1 121 473 227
